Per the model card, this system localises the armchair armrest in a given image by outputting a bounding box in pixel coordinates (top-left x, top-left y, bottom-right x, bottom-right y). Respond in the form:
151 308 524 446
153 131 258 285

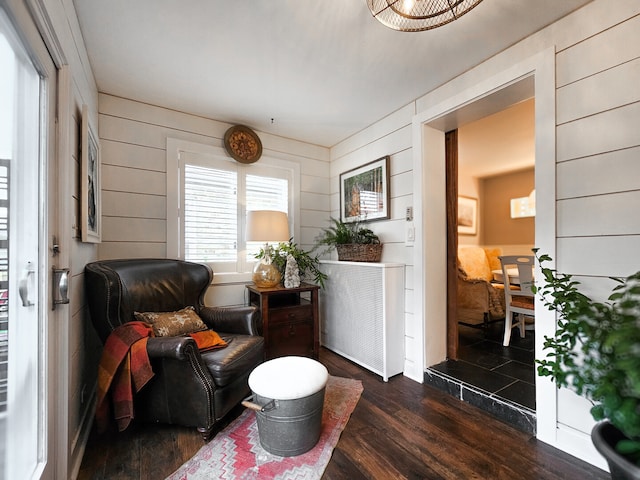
146 336 198 360
141 334 218 430
457 277 492 310
200 305 260 335
457 276 506 320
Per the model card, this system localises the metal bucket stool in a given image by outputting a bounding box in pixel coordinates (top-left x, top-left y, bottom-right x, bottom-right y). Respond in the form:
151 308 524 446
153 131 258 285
242 356 329 457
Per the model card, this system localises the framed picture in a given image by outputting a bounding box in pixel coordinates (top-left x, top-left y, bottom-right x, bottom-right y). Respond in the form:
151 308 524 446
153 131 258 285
458 196 477 235
340 156 390 223
81 104 101 243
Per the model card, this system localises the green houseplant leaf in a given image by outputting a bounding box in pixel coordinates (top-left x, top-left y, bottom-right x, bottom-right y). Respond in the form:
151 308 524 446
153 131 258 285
313 217 380 254
533 249 640 465
256 239 327 288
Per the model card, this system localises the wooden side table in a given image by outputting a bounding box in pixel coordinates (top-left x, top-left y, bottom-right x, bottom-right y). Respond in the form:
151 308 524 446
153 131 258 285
246 282 320 360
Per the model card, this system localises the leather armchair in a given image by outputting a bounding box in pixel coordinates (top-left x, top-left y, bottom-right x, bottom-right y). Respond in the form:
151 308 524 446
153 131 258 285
457 246 506 327
84 258 265 440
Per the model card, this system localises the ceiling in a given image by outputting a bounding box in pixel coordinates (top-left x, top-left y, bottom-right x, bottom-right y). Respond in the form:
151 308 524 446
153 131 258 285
73 0 592 148
459 98 535 178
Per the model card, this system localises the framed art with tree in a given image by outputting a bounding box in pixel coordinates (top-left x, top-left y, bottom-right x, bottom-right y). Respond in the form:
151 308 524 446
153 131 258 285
339 156 390 223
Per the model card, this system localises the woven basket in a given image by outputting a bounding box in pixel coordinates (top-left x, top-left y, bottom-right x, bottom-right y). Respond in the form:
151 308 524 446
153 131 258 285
336 244 383 263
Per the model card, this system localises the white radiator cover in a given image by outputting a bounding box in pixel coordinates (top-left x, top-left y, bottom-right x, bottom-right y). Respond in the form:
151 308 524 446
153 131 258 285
319 260 405 381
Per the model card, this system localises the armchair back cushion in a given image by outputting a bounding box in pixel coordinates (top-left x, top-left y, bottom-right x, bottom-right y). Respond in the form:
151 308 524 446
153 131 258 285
458 246 493 282
86 258 211 343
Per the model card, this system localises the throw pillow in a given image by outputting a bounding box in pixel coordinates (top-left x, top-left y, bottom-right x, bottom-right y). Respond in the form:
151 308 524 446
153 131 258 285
189 330 228 351
134 306 208 337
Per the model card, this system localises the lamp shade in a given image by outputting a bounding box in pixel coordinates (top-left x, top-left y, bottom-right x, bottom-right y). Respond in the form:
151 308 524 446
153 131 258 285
246 210 290 243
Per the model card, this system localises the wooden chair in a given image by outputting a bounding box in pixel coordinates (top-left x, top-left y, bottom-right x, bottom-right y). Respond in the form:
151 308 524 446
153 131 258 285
499 255 535 346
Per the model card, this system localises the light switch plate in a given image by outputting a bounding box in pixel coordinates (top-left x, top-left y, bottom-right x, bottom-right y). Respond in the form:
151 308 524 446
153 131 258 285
406 222 415 245
406 206 413 221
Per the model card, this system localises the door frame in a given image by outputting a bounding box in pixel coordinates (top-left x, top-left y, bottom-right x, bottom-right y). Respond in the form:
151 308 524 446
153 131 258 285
411 47 558 443
25 3 72 477
444 130 458 360
3 1 68 478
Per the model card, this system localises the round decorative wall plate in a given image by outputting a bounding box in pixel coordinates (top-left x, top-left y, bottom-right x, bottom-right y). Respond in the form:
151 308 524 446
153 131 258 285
223 125 263 164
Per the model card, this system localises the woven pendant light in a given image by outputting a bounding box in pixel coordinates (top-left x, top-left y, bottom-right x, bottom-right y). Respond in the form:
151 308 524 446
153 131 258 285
366 0 484 32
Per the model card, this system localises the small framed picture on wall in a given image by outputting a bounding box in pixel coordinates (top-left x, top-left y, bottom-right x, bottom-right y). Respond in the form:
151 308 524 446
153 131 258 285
81 104 102 243
458 196 477 235
339 156 390 223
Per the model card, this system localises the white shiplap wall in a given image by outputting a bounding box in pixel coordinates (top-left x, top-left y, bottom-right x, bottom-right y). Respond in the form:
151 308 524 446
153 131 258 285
97 94 331 305
555 18 640 273
329 103 417 379
554 8 640 437
329 0 640 470
90 0 639 471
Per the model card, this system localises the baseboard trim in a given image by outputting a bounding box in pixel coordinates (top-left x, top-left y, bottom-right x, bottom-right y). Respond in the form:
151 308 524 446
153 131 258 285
70 391 96 480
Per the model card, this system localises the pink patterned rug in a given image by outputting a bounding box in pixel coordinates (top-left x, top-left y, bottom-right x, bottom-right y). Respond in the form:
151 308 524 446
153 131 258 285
166 376 363 480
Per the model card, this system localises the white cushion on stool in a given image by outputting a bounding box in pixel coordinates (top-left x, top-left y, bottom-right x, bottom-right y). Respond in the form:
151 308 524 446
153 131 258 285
248 356 329 400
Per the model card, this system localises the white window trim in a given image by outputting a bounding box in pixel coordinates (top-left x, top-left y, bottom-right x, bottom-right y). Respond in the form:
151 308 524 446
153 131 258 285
166 137 300 285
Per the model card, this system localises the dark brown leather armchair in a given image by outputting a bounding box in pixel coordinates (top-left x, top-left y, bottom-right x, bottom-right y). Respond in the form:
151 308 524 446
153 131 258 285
84 258 264 440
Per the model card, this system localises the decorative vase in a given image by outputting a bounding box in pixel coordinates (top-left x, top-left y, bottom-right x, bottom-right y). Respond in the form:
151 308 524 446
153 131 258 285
592 421 640 480
252 249 281 288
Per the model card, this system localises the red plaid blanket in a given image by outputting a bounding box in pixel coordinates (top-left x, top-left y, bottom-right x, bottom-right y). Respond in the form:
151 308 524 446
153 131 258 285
95 321 154 432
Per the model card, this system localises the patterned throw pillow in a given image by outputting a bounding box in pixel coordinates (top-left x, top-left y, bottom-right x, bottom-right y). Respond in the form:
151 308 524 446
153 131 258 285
134 306 208 337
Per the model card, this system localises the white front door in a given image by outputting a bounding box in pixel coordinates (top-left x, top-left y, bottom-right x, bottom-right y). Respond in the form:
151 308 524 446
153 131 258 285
0 5 58 479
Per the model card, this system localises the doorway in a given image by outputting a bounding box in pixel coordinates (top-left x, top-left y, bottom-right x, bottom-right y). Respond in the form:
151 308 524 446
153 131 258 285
413 48 558 438
422 96 539 432
440 99 537 412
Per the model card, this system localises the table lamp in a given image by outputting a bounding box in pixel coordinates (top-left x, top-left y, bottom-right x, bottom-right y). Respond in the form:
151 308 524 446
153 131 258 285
246 210 290 287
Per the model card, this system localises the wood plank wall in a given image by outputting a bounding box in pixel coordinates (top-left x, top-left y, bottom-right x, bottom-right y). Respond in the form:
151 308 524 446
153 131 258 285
97 93 331 294
330 103 417 378
330 2 640 454
96 92 418 379
554 12 640 432
555 14 640 281
89 2 640 467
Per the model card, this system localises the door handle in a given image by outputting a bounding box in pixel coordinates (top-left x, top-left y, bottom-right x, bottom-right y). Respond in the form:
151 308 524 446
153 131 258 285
19 262 35 307
52 267 70 310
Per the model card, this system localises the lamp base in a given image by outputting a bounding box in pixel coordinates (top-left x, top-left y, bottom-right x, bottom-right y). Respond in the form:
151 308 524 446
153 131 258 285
252 261 281 288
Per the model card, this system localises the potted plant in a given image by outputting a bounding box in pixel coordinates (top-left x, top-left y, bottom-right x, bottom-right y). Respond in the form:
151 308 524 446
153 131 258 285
314 217 382 262
256 239 327 288
533 249 640 479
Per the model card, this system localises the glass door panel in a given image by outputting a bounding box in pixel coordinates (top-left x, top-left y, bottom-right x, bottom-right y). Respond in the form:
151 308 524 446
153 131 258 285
0 9 51 479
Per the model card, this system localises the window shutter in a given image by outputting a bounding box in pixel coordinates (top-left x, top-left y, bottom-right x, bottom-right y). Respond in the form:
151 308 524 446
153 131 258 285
184 164 237 263
181 157 292 273
246 174 288 212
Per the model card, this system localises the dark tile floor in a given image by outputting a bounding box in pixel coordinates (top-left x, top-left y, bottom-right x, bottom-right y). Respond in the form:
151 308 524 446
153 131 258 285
430 321 536 411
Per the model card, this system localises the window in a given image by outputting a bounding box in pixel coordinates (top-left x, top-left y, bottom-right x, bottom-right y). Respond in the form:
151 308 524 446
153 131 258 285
167 140 298 281
183 164 238 264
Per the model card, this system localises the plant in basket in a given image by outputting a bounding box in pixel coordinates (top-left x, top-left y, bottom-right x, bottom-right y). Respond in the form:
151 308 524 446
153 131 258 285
313 217 382 262
533 249 640 479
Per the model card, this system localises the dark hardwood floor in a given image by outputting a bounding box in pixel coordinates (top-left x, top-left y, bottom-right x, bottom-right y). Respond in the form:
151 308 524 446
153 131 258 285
77 347 607 479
